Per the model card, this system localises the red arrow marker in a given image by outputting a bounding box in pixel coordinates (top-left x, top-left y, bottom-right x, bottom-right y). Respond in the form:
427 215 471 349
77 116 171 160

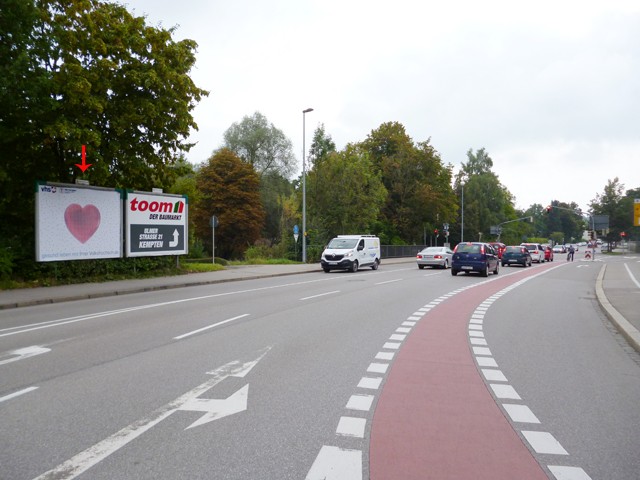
75 145 93 173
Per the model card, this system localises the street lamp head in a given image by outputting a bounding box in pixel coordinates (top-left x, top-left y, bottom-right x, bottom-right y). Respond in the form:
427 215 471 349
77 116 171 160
303 108 314 113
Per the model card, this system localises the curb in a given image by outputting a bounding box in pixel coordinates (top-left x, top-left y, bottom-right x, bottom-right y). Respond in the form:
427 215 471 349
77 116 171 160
595 264 640 354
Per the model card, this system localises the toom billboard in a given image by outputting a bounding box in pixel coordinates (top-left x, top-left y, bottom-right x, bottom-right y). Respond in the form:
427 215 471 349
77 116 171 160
125 191 188 257
35 182 123 261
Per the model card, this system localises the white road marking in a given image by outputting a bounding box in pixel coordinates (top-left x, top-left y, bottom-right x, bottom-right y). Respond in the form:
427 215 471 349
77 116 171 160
383 342 401 349
336 417 367 438
300 290 340 300
305 445 362 480
469 324 483 330
178 384 249 429
367 363 388 374
0 345 51 366
476 356 498 367
470 338 488 345
624 263 640 288
502 404 540 424
345 394 374 411
0 273 368 338
490 384 521 399
33 349 269 480
548 465 593 480
375 351 395 361
468 330 485 337
357 377 382 390
396 327 411 333
375 279 403 285
389 334 406 341
473 346 492 356
521 431 568 455
482 368 507 382
402 321 417 326
0 386 38 403
173 314 249 340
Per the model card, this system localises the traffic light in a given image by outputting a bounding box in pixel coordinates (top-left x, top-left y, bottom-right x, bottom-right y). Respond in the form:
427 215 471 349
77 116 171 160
545 205 552 213
434 228 439 235
589 231 595 240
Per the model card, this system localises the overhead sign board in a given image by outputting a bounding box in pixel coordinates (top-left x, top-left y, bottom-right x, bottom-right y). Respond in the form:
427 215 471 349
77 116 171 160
125 191 188 257
35 182 123 262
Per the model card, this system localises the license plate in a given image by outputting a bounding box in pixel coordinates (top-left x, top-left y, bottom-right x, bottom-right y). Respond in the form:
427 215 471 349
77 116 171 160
461 266 472 270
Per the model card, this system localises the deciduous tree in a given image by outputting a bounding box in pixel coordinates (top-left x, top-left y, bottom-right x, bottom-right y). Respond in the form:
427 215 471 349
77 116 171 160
194 149 265 259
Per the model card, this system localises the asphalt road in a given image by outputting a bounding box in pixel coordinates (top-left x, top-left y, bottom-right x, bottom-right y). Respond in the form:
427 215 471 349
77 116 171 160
1 256 639 479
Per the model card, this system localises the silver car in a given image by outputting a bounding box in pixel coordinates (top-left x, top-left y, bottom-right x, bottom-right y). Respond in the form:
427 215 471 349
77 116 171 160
416 246 454 269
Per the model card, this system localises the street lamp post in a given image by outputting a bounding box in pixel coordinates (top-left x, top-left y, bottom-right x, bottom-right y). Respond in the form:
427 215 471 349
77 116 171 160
302 107 313 263
461 182 465 242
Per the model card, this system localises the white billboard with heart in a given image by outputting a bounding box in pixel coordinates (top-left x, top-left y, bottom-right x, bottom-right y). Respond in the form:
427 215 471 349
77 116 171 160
35 182 123 261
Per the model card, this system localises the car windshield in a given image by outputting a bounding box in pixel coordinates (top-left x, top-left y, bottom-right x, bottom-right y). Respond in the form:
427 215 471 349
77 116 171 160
505 246 522 252
327 238 358 249
456 244 481 254
421 247 443 254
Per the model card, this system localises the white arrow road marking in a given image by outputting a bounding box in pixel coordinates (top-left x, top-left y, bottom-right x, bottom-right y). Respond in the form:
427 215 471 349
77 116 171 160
306 445 362 480
179 384 249 429
33 347 271 480
0 345 51 366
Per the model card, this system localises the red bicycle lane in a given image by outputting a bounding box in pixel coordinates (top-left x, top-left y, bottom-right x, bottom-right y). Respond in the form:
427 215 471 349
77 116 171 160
370 266 559 480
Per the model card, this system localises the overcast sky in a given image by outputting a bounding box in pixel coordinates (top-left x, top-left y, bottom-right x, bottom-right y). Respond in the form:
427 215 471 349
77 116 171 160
119 0 639 212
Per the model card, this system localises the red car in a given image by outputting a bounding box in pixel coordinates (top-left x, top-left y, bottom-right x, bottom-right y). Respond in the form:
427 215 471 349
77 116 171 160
489 242 506 259
544 245 554 262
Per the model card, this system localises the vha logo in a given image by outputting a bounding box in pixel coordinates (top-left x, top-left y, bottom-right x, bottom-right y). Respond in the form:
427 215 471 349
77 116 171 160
40 185 57 193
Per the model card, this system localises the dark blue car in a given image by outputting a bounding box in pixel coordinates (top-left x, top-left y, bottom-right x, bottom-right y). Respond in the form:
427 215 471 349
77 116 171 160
451 242 500 277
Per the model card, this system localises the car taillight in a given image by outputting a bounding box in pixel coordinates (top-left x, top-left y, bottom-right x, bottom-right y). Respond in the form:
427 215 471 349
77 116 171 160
480 245 485 254
434 255 442 259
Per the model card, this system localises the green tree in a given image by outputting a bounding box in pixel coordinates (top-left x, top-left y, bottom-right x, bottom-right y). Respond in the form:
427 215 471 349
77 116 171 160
193 149 265 259
222 111 296 178
308 123 337 168
0 0 207 272
541 200 584 243
454 148 515 243
590 178 636 243
362 122 457 244
306 144 386 239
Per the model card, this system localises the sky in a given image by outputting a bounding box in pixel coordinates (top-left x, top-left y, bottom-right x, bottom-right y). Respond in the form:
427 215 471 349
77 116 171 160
118 0 640 212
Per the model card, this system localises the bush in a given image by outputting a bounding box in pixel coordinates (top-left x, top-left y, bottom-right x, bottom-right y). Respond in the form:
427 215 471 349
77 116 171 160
0 247 13 280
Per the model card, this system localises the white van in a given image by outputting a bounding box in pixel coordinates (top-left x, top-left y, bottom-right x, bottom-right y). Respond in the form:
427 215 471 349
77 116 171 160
320 235 381 273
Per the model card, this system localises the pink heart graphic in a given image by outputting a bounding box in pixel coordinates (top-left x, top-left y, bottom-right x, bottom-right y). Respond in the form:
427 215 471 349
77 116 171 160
64 204 101 244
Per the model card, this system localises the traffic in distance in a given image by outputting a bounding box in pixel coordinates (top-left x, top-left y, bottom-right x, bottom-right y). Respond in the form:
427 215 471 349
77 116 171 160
411 241 607 275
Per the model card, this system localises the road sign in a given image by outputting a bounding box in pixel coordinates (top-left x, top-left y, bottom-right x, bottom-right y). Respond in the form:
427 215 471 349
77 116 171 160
635 199 640 226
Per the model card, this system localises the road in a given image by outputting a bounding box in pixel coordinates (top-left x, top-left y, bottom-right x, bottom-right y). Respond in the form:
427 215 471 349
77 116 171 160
1 255 639 479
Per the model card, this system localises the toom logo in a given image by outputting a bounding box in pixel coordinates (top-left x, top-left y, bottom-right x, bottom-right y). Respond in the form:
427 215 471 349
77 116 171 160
129 197 184 214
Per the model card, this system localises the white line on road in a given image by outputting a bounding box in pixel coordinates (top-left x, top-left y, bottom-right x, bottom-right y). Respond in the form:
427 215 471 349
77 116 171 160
0 386 38 403
300 290 340 300
173 314 250 340
624 263 640 289
375 279 403 285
